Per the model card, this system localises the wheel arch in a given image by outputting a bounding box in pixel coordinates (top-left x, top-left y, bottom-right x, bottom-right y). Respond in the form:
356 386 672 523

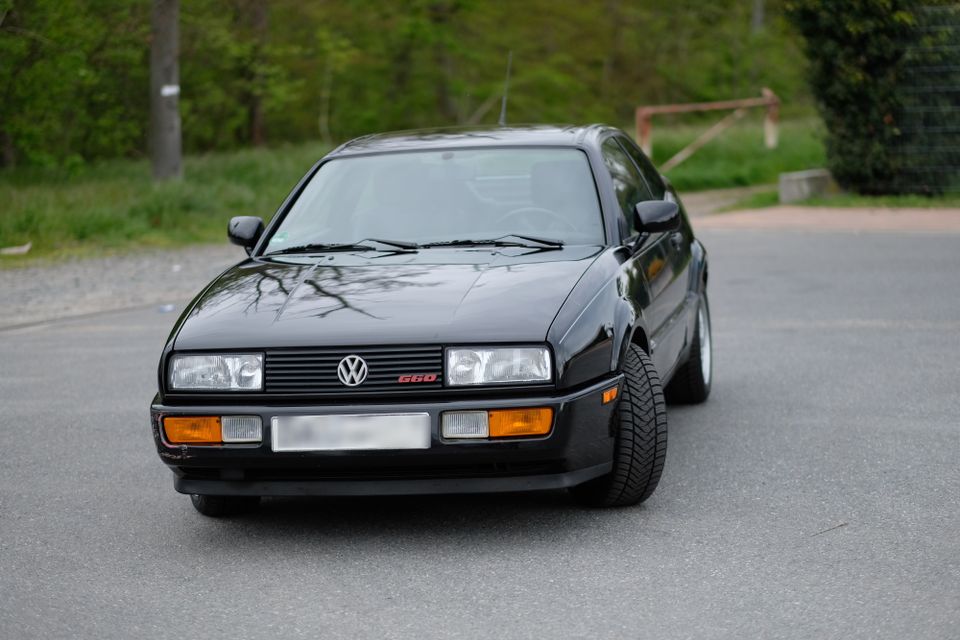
630 325 651 355
689 237 709 294
613 314 650 374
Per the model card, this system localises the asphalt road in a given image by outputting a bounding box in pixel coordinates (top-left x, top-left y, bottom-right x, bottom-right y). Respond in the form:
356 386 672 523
1 227 958 639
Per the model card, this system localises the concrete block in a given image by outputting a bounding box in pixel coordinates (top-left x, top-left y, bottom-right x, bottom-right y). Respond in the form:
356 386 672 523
779 169 838 204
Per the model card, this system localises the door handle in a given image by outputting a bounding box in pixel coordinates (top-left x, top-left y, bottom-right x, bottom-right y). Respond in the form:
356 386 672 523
669 231 684 250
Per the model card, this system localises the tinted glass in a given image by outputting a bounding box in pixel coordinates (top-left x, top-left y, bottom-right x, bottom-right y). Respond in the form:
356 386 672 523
617 137 665 200
264 148 604 252
601 138 654 235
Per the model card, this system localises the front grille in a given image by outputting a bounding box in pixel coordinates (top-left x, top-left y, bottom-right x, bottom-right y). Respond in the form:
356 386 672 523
264 345 444 395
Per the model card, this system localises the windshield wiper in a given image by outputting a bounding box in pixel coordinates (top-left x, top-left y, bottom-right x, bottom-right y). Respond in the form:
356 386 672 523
361 237 420 250
420 234 564 249
266 237 418 256
266 242 377 256
499 233 564 247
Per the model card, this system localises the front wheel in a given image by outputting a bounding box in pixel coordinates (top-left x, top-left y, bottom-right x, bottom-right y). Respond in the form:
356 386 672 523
190 494 260 517
665 293 712 404
571 344 668 507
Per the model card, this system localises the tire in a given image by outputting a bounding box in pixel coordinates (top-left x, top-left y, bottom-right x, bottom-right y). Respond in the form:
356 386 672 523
665 293 712 405
190 494 260 517
571 344 668 507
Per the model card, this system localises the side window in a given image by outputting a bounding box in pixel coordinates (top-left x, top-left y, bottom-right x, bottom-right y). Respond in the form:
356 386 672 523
601 138 654 235
616 137 666 200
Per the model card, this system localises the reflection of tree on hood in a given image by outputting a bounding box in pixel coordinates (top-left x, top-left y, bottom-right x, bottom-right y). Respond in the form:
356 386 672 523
190 261 439 321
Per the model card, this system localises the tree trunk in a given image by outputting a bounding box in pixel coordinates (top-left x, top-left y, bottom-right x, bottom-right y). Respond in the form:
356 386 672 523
0 130 14 168
434 45 457 123
750 0 765 88
248 0 268 147
752 0 765 34
601 0 623 101
149 0 182 181
318 56 334 145
429 2 458 124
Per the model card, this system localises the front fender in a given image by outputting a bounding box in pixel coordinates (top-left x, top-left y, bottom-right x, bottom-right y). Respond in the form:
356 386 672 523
689 237 708 294
548 248 650 389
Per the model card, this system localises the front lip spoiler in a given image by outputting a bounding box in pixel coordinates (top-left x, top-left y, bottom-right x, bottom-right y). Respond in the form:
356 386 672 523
174 461 612 497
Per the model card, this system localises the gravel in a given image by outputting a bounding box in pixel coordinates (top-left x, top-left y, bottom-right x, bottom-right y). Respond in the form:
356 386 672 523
0 245 244 329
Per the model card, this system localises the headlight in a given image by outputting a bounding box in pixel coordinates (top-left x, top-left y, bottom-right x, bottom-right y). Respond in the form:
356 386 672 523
168 354 263 391
445 347 552 386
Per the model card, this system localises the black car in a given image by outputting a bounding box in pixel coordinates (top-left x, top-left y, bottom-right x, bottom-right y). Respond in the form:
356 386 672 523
151 124 711 516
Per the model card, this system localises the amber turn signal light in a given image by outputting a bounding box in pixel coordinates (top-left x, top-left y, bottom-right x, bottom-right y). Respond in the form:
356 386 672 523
602 385 619 404
488 408 553 438
163 416 222 444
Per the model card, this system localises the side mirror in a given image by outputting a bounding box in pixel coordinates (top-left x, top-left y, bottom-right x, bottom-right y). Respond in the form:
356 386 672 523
228 216 264 254
633 201 680 234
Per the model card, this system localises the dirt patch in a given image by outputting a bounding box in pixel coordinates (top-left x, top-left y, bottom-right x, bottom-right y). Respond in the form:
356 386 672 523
695 206 960 233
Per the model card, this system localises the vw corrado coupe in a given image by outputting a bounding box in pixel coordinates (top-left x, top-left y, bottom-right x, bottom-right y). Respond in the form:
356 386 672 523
151 125 712 516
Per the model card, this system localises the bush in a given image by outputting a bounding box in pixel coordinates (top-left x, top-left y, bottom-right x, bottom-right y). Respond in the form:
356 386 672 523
786 1 912 194
787 1 959 195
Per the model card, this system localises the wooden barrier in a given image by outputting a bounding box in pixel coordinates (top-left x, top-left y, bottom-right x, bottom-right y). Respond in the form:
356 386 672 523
635 88 780 169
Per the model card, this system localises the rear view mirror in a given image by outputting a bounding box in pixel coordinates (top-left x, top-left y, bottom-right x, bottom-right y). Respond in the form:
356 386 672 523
228 216 264 254
633 201 680 234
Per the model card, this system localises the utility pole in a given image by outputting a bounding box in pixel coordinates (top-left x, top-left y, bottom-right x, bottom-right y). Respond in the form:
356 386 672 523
149 0 182 180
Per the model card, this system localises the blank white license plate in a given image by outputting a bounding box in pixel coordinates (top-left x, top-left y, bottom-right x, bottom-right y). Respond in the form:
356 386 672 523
271 414 431 452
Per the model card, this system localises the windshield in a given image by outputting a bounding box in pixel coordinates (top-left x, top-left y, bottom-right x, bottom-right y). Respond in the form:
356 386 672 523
264 148 604 253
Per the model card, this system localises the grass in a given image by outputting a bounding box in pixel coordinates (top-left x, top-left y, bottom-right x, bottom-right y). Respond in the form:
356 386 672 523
0 142 330 265
723 189 781 210
653 116 826 192
0 116 831 265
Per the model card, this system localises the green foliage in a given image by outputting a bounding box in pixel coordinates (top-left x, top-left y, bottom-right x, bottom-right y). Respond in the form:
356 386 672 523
785 0 910 194
0 117 827 262
179 0 301 150
656 117 826 191
1 0 810 167
786 0 959 195
0 0 149 167
0 142 329 259
896 4 960 195
723 189 782 210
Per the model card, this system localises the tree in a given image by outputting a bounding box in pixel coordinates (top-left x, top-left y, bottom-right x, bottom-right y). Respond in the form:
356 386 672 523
245 0 269 147
149 0 182 180
1 0 812 167
787 0 914 194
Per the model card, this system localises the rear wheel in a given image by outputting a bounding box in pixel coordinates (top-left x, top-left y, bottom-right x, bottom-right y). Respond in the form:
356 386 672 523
190 494 260 517
665 293 712 404
571 344 668 507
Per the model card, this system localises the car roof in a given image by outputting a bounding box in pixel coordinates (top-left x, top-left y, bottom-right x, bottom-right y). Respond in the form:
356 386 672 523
328 124 617 157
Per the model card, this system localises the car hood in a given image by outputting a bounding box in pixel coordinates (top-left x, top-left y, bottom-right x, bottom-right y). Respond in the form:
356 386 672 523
171 246 603 349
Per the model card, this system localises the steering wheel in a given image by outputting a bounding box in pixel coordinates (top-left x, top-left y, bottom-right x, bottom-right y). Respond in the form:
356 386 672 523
496 207 579 234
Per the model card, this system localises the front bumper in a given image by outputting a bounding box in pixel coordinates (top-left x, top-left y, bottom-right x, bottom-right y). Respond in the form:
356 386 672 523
150 376 622 497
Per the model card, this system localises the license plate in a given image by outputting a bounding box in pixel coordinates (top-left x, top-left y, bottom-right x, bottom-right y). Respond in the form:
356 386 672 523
271 414 431 452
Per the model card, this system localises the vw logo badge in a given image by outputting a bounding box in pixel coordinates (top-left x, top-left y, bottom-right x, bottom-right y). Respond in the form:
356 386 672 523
337 355 368 387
